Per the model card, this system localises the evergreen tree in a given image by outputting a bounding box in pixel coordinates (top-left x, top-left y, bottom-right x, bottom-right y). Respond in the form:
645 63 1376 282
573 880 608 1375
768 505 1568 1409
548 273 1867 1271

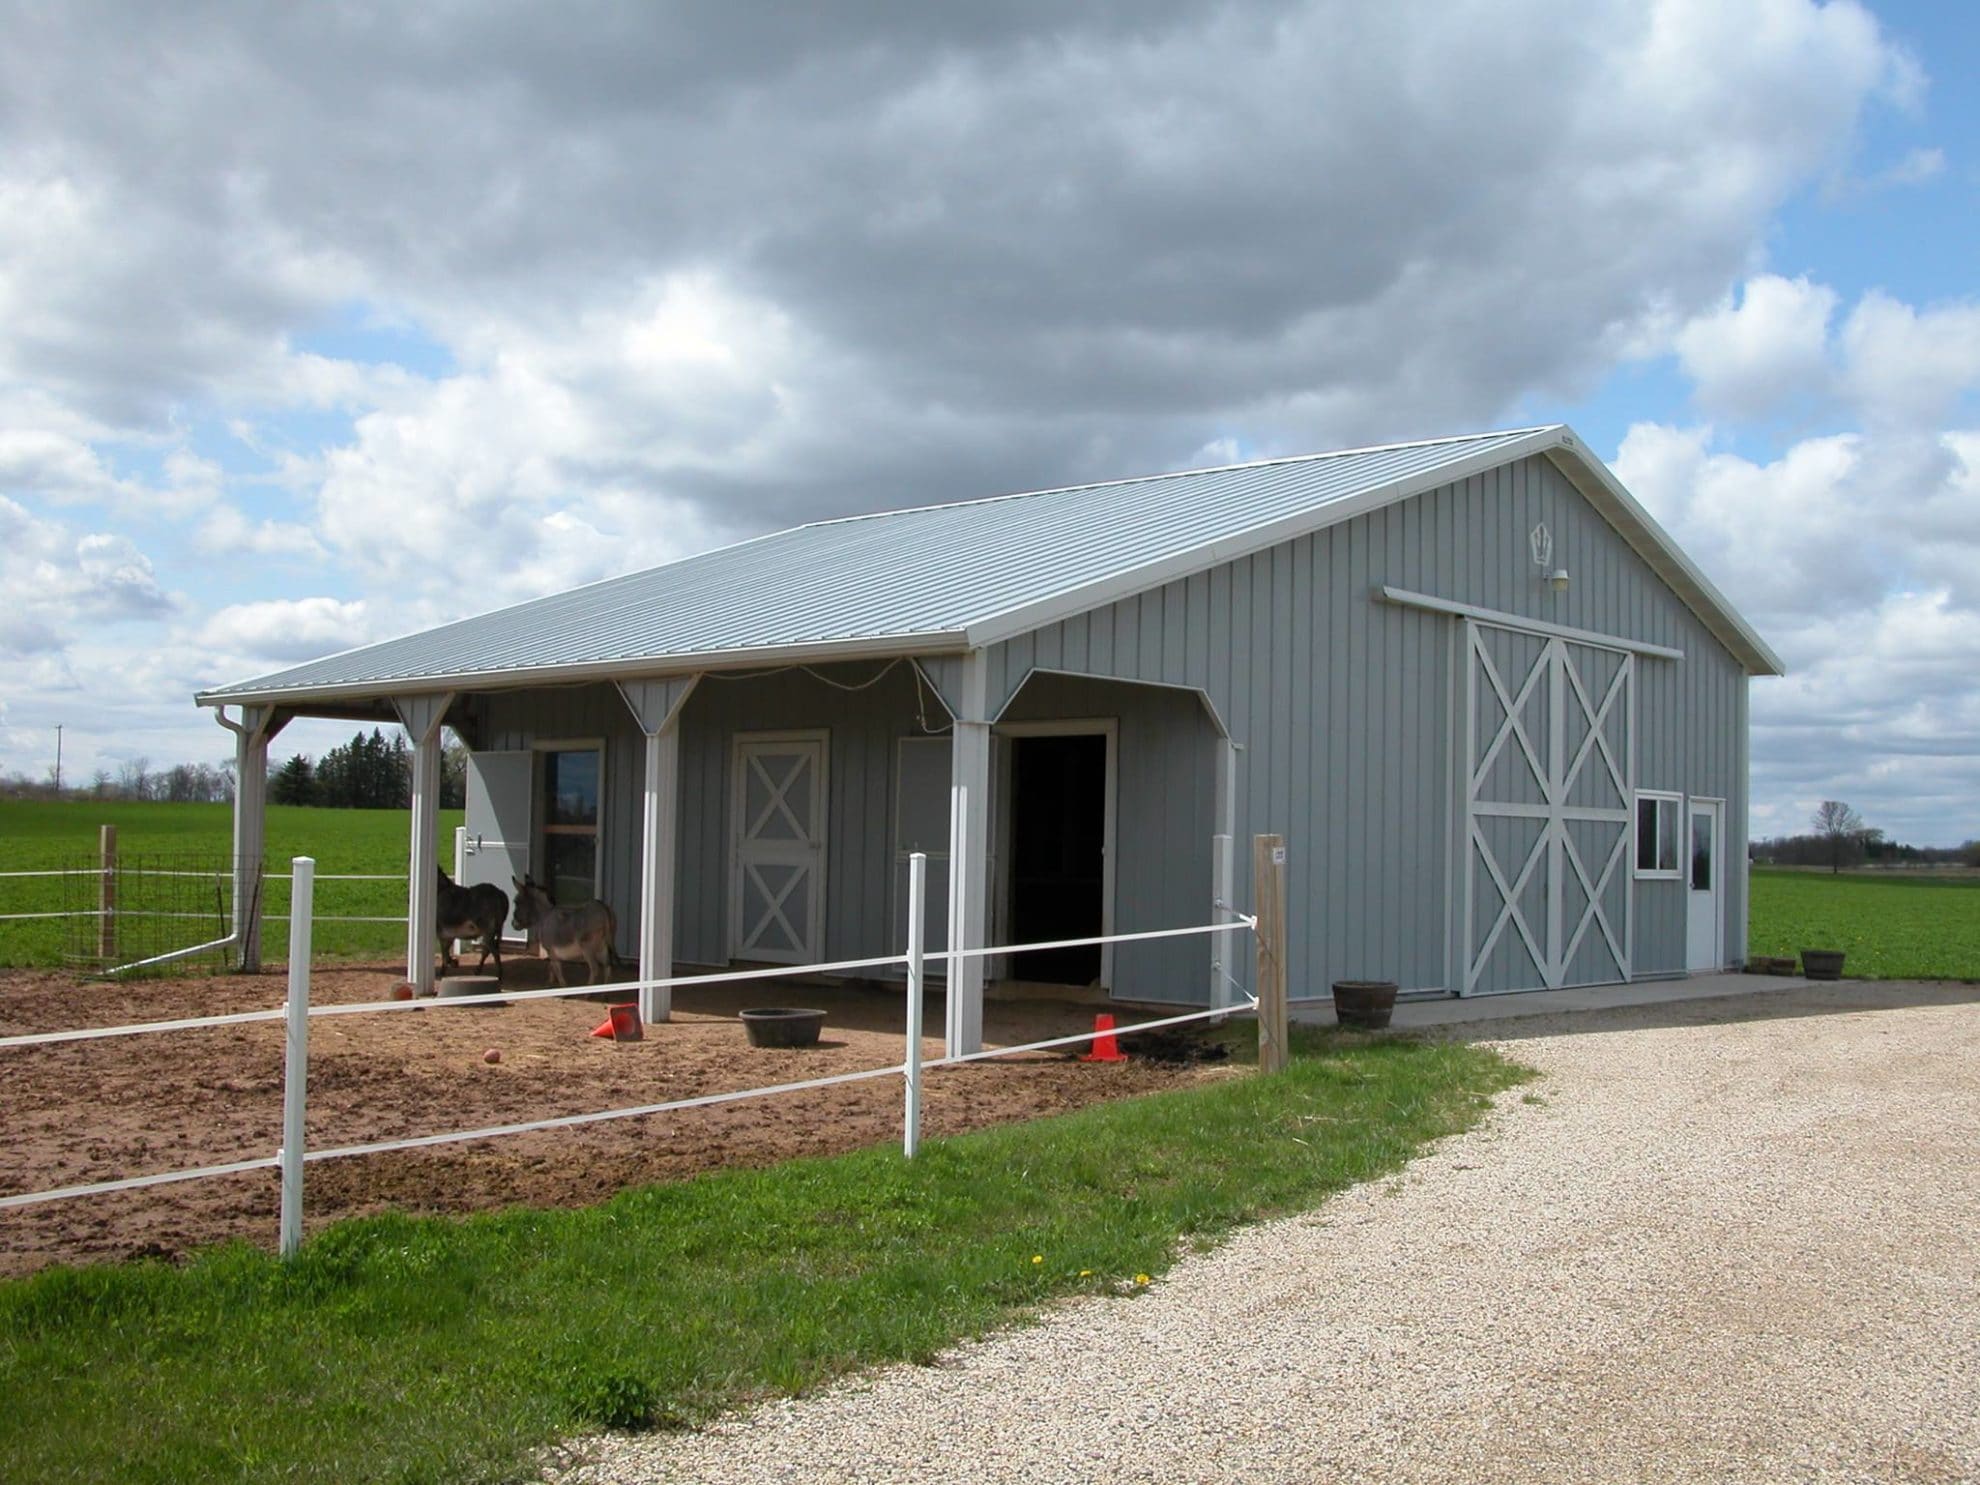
270 753 316 806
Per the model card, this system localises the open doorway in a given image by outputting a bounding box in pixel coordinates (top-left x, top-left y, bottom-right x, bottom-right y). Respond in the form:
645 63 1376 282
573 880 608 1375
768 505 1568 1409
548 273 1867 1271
1005 730 1110 985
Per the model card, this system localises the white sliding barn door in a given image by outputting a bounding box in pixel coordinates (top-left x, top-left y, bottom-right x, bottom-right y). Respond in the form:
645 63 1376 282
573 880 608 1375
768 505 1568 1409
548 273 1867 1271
729 732 828 965
1462 621 1633 993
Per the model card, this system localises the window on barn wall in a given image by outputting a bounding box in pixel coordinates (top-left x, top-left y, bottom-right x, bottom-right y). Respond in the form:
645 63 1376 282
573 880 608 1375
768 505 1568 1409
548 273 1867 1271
1634 791 1682 879
541 747 601 905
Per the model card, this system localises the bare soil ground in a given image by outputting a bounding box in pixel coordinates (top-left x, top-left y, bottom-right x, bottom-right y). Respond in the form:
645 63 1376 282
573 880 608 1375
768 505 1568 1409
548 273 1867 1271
0 961 1226 1276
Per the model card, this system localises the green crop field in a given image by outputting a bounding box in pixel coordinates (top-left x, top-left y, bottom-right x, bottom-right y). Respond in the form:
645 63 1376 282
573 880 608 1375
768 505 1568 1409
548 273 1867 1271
1749 866 1980 981
0 801 463 968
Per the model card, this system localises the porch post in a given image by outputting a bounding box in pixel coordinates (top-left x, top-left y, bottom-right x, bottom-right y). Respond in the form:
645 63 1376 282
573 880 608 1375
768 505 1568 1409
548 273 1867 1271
1210 735 1238 1009
392 693 456 995
618 676 701 1023
946 652 990 1056
217 705 282 972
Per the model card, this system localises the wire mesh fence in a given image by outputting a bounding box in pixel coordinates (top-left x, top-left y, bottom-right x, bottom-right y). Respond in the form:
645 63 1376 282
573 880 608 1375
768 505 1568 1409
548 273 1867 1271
0 854 411 972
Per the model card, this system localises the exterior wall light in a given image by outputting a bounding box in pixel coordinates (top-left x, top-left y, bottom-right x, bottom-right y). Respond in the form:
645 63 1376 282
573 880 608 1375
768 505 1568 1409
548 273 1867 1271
1548 568 1571 594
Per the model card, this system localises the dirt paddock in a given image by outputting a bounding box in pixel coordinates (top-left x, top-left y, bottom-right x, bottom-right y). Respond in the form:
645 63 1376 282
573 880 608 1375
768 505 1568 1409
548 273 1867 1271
0 961 1230 1276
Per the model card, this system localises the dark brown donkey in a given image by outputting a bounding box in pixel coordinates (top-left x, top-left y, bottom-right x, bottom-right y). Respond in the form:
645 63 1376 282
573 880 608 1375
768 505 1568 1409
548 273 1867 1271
437 868 510 982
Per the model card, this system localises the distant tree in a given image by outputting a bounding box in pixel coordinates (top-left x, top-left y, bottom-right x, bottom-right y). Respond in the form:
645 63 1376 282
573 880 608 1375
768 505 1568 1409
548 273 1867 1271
1811 800 1869 875
117 757 152 801
270 754 316 806
440 737 468 810
315 729 411 809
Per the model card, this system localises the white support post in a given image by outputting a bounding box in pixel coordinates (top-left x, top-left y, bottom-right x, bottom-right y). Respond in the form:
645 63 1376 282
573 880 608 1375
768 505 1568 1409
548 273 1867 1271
903 851 927 1158
279 856 313 1258
1210 831 1234 1011
393 693 455 996
407 732 441 993
946 653 990 1057
619 675 700 1025
218 705 279 972
638 722 683 1023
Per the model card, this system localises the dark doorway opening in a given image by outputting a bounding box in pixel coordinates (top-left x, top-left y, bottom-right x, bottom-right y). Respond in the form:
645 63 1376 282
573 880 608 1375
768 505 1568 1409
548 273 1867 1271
1007 733 1107 985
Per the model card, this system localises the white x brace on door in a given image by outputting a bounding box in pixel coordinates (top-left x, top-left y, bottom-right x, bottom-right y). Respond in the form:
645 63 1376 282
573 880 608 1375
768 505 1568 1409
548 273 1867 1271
1462 620 1633 993
729 732 828 965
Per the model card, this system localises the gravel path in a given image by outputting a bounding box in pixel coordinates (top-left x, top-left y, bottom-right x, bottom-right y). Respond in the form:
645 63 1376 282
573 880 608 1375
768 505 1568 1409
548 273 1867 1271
559 982 1980 1484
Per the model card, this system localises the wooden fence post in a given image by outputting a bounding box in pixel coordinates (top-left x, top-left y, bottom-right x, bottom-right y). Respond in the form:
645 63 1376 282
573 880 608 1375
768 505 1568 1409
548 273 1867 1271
1253 833 1288 1074
98 824 117 962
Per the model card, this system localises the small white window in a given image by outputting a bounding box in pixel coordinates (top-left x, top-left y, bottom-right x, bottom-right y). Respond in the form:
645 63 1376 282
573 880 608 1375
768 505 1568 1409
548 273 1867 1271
1635 791 1682 878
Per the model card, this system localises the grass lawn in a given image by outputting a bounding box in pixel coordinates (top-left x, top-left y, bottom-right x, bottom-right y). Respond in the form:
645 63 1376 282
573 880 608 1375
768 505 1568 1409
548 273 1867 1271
0 1027 1526 1484
1749 867 1980 981
0 801 463 966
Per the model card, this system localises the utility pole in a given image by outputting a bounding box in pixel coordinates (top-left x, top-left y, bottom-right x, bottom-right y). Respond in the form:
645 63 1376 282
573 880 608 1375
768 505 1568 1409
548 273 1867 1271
53 724 63 796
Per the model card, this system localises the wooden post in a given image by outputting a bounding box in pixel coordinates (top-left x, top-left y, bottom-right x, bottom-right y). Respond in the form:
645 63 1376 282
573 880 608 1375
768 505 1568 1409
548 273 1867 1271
97 824 117 962
1253 833 1288 1074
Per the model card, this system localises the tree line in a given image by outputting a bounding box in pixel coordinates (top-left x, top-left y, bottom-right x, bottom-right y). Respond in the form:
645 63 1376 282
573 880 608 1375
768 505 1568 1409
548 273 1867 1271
1 731 468 810
1751 799 1980 871
269 732 467 810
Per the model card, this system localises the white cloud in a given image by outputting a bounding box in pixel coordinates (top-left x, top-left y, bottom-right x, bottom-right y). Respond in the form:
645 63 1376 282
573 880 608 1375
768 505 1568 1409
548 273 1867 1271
1838 290 1980 428
197 596 375 665
1674 275 1838 422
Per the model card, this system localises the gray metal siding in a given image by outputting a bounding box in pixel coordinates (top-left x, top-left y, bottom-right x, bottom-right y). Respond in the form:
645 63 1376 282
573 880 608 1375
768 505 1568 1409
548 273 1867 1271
675 665 931 968
989 454 1750 1002
999 673 1219 1003
478 684 647 957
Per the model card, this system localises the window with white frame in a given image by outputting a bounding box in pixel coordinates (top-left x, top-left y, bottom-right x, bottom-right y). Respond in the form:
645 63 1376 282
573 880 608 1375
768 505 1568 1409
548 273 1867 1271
1634 791 1682 878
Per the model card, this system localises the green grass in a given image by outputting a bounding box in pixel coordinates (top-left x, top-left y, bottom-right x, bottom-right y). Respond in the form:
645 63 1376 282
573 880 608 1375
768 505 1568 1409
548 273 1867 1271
0 1029 1525 1484
1749 866 1980 980
0 801 463 967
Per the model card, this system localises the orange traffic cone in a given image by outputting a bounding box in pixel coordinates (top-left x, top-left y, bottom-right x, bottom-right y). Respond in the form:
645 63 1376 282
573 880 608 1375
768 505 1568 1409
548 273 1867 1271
1080 1012 1126 1063
591 1004 643 1041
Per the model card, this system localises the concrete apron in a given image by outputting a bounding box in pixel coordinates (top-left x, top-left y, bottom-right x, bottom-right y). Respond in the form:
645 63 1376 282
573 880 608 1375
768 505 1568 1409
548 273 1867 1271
1292 971 1815 1031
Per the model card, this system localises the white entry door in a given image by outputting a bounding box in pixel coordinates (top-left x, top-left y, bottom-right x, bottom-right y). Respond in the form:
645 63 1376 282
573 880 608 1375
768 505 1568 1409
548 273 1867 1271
1686 798 1724 971
729 732 828 964
1462 621 1634 993
462 750 532 943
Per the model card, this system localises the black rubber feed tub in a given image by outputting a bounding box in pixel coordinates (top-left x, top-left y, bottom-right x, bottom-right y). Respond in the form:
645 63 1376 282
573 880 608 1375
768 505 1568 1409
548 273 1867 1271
740 1007 828 1048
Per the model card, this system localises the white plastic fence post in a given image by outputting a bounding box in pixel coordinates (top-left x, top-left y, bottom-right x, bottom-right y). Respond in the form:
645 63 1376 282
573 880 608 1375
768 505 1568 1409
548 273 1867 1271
903 851 926 1159
279 856 313 1258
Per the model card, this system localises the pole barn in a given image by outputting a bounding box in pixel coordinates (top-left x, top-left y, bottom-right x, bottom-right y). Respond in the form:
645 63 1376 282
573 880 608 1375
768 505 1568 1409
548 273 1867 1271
196 425 1783 1050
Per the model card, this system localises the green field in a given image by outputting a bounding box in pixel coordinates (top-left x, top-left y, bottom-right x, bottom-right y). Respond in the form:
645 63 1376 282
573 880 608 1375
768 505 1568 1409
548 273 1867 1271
0 801 463 967
1749 866 1980 981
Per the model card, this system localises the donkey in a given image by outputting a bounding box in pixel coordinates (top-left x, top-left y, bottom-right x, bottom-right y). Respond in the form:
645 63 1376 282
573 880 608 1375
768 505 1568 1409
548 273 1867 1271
437 868 509 983
510 875 618 986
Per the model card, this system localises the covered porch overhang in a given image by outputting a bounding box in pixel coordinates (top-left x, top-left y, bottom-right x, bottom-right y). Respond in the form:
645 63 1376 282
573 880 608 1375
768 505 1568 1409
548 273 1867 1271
197 635 1234 1057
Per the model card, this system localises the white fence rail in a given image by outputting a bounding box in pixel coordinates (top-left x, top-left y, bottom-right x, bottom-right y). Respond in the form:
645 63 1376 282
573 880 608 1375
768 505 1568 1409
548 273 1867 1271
0 851 1271 1260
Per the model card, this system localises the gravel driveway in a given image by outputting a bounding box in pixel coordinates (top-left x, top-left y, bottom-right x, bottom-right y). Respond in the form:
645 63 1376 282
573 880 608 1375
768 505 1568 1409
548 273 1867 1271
559 982 1980 1484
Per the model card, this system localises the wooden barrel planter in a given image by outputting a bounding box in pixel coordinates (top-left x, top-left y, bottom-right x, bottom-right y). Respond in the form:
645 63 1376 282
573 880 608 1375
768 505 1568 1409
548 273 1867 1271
1332 980 1399 1031
1799 949 1846 982
740 1007 828 1048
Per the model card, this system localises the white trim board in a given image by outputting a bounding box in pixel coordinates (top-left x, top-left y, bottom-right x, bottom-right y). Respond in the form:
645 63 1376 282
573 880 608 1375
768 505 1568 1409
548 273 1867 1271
1377 587 1684 660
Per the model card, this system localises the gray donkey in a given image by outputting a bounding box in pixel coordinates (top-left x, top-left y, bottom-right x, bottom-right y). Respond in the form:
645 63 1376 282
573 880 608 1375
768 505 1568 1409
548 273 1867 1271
510 875 618 985
437 868 509 982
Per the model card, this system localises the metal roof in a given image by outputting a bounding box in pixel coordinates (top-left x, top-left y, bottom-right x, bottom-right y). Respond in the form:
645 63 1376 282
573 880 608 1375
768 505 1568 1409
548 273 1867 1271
196 424 1781 707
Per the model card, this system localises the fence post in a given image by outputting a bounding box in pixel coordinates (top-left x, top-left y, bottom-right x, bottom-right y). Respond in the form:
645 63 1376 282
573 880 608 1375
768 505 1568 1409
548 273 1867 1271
279 856 314 1258
97 824 117 962
1253 834 1288 1075
903 851 927 1158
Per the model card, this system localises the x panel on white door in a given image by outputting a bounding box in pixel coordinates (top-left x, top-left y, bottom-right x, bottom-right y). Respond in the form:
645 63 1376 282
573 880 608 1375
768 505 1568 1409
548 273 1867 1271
1463 621 1633 993
729 733 827 964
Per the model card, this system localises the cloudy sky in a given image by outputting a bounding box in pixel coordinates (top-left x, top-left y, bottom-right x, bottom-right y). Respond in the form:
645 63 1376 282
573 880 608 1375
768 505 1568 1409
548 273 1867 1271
1 0 1974 843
